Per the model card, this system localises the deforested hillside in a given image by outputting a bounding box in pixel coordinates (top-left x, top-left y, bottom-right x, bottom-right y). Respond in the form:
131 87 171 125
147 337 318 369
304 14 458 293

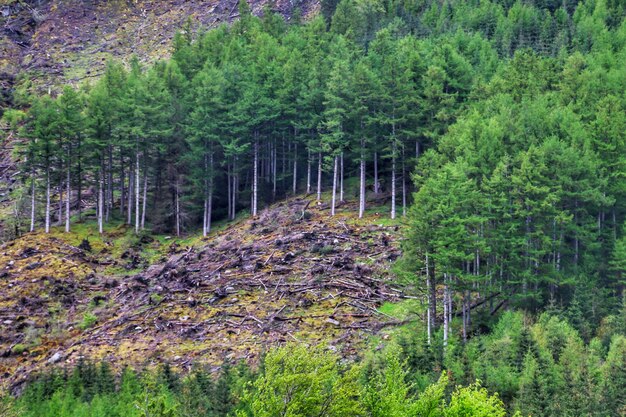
0 197 404 393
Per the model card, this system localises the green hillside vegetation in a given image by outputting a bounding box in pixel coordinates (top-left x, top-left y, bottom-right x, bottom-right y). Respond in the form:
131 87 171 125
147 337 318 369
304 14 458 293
2 0 626 415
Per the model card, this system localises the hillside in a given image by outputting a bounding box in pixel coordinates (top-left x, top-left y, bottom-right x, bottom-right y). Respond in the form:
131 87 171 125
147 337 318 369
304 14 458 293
0 196 405 393
1 0 317 103
2 0 626 415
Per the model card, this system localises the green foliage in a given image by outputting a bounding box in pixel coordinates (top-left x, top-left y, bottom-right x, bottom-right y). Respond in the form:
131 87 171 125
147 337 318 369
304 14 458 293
241 344 363 417
445 382 506 417
11 343 518 417
78 312 98 330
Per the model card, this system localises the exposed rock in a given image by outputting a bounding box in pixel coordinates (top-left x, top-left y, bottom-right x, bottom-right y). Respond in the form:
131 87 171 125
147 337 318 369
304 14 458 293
47 351 63 364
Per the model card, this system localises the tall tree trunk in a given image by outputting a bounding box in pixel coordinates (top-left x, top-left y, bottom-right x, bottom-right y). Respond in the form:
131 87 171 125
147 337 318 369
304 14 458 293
462 290 467 343
252 134 258 217
98 167 104 234
359 138 365 219
272 141 277 200
231 158 237 220
106 145 113 222
339 151 344 203
331 155 338 216
292 142 298 195
374 151 379 194
203 194 208 238
426 253 431 346
77 136 82 221
58 182 63 226
120 154 125 216
45 167 50 233
317 151 322 201
30 176 36 232
203 154 209 237
429 255 436 328
443 274 449 350
65 150 71 233
402 148 407 217
127 160 133 225
391 142 396 220
207 152 213 235
135 150 140 234
175 180 180 236
227 163 232 221
141 167 148 230
306 148 311 195
282 135 286 191
448 281 453 326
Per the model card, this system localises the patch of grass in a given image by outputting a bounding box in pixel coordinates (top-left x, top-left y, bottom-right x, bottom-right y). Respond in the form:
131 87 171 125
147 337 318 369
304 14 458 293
378 299 423 320
12 344 26 355
79 312 98 330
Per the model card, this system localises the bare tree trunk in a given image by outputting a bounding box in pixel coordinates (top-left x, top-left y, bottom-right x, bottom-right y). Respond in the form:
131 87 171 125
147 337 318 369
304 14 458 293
292 142 298 195
374 151 379 194
141 168 147 230
203 195 208 238
391 143 396 220
359 138 365 219
443 274 449 350
227 163 232 221
127 161 133 225
252 134 258 217
120 154 125 216
45 168 51 233
57 183 63 226
339 151 344 203
203 154 209 237
65 155 71 233
402 146 406 217
106 146 113 222
331 155 338 216
30 177 36 232
306 148 311 194
98 168 104 234
282 135 286 191
231 158 237 220
317 151 322 201
175 180 180 236
272 142 277 200
135 150 140 234
206 153 213 235
462 291 467 343
448 282 453 325
77 137 83 221
426 253 431 346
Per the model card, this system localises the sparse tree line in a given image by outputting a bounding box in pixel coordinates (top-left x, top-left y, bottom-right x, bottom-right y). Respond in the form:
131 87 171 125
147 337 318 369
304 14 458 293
13 0 625 238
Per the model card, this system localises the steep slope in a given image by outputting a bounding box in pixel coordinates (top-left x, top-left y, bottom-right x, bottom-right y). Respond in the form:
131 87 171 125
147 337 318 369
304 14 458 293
1 0 318 103
0 197 406 393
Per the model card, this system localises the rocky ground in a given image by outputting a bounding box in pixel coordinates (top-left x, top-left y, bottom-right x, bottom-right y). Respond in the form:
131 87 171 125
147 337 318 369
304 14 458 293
1 0 318 103
0 196 411 394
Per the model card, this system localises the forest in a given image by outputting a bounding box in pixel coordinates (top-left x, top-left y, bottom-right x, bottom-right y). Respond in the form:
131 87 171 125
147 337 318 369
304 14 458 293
1 0 625 415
